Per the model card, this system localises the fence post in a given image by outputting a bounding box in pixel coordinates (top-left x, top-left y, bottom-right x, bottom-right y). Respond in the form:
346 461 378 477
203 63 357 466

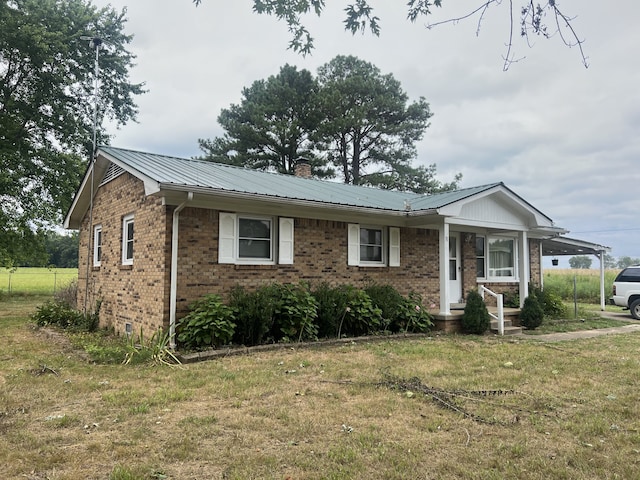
53 272 57 294
8 272 11 294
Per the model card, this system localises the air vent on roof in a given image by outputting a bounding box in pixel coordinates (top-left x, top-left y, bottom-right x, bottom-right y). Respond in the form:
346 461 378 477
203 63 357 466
100 162 125 186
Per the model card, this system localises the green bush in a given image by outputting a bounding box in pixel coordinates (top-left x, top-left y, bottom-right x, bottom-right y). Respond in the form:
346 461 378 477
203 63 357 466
530 285 567 318
520 295 544 330
228 285 276 346
270 283 319 342
397 292 434 333
339 286 383 337
312 282 346 338
31 299 99 332
364 284 405 332
462 290 490 334
177 294 236 350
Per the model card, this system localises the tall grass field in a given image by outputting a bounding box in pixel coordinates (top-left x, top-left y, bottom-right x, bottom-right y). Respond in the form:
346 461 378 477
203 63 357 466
0 267 78 295
543 268 619 303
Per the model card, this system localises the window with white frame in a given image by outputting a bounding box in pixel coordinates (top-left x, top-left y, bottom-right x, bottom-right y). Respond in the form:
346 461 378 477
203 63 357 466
218 213 294 265
476 235 517 280
93 225 102 267
348 224 400 267
122 214 134 265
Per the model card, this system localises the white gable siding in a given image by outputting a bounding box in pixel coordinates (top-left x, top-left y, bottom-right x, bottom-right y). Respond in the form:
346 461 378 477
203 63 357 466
458 197 524 227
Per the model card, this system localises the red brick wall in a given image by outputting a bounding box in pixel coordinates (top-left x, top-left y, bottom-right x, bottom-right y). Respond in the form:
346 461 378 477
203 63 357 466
174 210 443 317
77 172 170 336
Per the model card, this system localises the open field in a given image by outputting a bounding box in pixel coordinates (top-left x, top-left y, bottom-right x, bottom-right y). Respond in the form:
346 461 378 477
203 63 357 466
0 268 78 295
2 297 640 479
542 268 620 304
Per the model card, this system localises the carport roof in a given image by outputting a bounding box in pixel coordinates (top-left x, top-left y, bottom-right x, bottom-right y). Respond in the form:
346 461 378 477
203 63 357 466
541 236 610 256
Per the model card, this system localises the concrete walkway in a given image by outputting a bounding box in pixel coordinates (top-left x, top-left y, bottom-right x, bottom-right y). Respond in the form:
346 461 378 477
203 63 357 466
522 311 640 343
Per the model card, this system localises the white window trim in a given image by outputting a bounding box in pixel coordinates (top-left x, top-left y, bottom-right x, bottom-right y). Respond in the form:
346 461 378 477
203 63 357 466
218 213 294 265
348 224 400 267
122 214 134 265
476 234 519 282
93 224 102 267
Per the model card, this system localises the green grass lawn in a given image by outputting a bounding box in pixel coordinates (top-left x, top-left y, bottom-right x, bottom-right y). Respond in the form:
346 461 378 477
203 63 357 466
0 267 77 295
2 297 640 479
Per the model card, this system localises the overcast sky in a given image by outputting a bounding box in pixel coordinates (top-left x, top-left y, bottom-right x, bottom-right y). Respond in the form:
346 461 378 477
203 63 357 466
91 0 639 265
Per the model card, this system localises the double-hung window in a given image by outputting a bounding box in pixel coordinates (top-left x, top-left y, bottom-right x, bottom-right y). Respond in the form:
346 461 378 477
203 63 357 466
476 235 517 281
93 225 102 267
238 217 273 261
122 214 134 265
218 213 294 265
348 224 400 267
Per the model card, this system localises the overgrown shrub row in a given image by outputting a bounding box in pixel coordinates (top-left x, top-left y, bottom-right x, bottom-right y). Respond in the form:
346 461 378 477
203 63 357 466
177 282 434 351
31 280 101 332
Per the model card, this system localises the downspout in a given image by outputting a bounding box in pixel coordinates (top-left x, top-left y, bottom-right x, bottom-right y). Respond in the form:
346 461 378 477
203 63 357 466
169 192 193 350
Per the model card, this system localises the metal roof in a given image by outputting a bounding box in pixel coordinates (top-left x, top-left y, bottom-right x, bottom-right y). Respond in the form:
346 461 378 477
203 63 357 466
542 236 610 256
99 146 504 212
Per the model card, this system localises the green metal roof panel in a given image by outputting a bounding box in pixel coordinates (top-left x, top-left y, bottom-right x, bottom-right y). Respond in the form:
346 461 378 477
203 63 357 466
99 146 502 212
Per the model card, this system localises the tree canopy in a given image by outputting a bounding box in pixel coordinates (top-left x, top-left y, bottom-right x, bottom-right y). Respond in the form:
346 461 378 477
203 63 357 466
192 0 587 70
568 255 592 269
198 64 331 178
199 56 460 194
0 0 144 266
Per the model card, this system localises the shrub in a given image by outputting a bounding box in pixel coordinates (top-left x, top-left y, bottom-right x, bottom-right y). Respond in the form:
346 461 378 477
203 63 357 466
31 299 99 332
54 279 78 308
339 286 383 337
397 292 434 333
462 290 490 334
228 285 276 346
520 294 544 330
365 284 404 332
530 285 567 318
270 283 319 342
312 282 347 338
177 294 236 350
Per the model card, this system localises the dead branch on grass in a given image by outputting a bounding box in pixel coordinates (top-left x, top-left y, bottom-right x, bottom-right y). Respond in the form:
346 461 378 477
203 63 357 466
379 374 520 425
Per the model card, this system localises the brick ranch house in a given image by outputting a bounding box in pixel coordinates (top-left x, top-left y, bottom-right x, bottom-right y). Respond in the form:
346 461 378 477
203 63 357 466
64 146 607 343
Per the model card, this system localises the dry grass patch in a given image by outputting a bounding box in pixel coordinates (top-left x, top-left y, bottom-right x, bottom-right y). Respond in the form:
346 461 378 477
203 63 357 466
2 298 640 479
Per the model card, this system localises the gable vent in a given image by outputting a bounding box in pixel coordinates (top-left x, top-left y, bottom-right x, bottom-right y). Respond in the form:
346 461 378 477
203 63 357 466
100 162 125 186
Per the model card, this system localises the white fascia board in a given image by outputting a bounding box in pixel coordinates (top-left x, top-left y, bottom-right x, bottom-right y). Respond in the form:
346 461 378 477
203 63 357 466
99 150 160 195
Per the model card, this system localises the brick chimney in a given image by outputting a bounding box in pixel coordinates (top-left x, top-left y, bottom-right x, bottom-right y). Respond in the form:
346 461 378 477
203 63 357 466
294 159 312 178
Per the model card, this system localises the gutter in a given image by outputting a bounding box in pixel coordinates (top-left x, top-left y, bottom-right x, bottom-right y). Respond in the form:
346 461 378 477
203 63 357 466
169 192 193 350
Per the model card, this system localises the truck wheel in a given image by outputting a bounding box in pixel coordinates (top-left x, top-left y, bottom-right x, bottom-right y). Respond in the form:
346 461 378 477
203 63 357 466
631 299 640 320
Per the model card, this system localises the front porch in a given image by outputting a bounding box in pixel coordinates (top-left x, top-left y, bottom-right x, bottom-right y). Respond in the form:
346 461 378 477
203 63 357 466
431 306 523 335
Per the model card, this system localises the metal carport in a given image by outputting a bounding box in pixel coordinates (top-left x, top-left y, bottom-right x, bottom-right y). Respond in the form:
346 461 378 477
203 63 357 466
541 236 611 310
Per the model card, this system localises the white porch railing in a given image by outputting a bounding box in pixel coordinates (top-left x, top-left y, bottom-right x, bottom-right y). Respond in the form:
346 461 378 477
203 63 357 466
479 284 504 336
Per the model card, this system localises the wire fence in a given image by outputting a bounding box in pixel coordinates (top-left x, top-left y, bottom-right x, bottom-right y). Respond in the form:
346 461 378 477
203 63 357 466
0 270 78 295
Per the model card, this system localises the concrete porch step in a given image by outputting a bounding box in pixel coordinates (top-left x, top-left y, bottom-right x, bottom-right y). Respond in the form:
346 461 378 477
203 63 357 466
491 325 523 335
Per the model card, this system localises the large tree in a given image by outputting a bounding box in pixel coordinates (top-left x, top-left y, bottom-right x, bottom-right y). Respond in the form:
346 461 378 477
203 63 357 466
0 0 144 266
200 56 460 194
198 64 330 177
315 55 457 192
193 1 587 70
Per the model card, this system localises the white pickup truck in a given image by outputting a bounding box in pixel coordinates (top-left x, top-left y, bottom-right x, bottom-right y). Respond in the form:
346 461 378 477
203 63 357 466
610 265 640 320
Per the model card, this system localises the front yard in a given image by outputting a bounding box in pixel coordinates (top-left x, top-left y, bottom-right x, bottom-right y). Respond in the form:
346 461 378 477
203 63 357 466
2 297 640 479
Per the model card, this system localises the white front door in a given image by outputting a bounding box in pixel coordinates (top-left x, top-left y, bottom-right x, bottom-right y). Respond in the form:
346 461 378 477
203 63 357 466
448 233 462 304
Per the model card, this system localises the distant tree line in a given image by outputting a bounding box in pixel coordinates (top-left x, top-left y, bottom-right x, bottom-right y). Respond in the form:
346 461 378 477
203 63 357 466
568 255 640 270
6 232 78 269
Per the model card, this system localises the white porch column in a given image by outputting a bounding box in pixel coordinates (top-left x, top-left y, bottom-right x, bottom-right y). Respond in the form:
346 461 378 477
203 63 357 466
518 231 529 307
598 251 606 311
439 222 451 315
